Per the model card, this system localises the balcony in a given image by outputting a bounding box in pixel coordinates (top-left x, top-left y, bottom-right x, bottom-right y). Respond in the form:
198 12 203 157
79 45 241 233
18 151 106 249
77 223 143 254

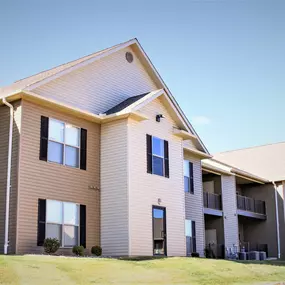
236 195 266 219
203 192 223 216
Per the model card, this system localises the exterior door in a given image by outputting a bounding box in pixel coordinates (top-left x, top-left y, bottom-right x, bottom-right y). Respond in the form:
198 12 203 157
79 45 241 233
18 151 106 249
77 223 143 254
205 229 217 257
152 206 167 256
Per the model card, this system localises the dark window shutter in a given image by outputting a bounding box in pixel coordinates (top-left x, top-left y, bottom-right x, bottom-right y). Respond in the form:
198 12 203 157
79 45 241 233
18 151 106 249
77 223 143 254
189 162 194 194
192 221 196 252
164 140 169 178
37 199 46 246
80 128 87 170
80 205 86 248
146 134 152 173
39 116 49 161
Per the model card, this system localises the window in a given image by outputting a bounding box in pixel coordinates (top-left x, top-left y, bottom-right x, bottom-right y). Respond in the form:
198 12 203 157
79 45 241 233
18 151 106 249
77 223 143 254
46 200 79 247
152 137 165 176
146 134 169 178
184 160 194 193
185 220 196 254
48 119 80 168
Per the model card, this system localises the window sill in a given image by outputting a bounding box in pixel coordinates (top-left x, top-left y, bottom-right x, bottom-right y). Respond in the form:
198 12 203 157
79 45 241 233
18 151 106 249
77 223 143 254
42 160 86 171
148 172 168 179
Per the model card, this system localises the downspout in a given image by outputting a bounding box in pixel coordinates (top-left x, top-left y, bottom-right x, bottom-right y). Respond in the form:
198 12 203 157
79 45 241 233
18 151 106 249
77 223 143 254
2 98 14 255
273 182 281 259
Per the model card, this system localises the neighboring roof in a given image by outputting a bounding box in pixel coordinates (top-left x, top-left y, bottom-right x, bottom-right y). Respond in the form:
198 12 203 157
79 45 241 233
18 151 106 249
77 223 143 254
214 142 285 182
202 158 269 184
104 93 149 115
0 38 209 155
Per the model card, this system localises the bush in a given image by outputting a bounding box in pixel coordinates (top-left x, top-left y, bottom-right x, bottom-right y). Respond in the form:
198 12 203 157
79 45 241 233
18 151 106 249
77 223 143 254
43 238 60 254
191 252 200 258
72 245 85 256
91 245 102 256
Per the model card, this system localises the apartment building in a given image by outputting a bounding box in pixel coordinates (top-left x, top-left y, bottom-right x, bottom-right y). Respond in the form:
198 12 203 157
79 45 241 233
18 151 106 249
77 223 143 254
202 159 285 258
214 144 285 258
0 39 284 258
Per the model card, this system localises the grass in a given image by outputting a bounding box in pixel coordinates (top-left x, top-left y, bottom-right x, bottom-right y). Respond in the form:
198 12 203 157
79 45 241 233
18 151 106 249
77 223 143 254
1 255 285 285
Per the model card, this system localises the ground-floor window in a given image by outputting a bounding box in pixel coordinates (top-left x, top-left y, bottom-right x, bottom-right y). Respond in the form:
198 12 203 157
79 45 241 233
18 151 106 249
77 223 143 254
185 220 196 255
46 200 79 247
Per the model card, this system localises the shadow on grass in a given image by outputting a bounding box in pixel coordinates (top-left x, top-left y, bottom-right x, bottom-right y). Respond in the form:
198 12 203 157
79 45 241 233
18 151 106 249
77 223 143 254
234 260 285 267
117 256 168 262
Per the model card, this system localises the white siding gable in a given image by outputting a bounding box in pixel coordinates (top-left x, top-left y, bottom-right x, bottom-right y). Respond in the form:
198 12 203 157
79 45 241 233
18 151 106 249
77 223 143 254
33 47 157 115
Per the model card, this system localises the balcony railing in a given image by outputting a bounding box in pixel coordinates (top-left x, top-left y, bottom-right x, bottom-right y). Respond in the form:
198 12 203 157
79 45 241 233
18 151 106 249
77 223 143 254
236 195 266 215
203 192 222 210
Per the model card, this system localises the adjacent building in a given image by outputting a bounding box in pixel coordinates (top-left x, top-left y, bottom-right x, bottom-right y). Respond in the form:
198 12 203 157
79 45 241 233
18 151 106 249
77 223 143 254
0 39 284 258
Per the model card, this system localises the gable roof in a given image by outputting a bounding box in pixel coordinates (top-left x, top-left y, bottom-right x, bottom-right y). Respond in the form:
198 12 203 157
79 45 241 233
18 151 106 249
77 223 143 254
0 38 210 155
0 40 132 98
105 93 149 115
214 142 285 182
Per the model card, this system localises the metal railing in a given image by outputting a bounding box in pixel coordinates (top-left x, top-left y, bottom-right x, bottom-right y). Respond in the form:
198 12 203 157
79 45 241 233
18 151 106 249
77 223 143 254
236 195 266 215
203 192 222 210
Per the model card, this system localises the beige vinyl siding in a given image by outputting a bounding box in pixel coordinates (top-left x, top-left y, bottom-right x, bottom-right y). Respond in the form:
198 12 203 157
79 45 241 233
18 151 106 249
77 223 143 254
100 119 129 256
183 139 198 150
17 99 100 254
184 154 205 257
128 98 185 256
221 175 239 251
0 101 21 254
33 47 157 115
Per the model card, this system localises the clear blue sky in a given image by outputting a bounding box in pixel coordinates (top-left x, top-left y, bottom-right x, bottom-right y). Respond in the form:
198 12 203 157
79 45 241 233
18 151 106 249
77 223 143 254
1 0 284 153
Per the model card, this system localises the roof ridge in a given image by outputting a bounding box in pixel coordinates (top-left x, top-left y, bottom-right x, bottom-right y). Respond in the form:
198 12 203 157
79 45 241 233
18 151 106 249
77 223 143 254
216 141 285 155
14 38 136 84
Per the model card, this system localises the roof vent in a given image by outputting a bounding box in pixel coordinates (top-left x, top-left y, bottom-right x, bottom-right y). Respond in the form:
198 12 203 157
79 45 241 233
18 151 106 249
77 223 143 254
125 52 133 63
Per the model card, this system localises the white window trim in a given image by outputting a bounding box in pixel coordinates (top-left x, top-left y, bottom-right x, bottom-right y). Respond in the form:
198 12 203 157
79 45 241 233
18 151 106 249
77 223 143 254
48 118 81 169
152 136 165 176
46 199 80 248
184 159 193 193
185 219 193 237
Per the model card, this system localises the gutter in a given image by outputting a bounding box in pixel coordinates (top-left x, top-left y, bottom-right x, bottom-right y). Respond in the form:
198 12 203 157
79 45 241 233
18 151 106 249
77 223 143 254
2 98 14 255
273 182 281 259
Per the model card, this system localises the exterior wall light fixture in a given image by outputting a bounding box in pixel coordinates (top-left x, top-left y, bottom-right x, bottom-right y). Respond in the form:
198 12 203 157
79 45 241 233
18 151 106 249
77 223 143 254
156 114 165 122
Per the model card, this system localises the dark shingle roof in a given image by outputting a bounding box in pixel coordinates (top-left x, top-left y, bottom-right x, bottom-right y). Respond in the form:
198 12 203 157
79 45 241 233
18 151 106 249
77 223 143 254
104 93 149 115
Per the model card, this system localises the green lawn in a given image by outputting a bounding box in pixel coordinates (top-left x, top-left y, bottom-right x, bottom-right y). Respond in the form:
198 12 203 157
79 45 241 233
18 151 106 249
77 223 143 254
1 255 285 285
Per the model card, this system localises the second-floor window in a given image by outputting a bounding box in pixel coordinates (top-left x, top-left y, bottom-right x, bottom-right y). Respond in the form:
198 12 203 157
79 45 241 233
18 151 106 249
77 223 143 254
184 160 194 193
48 119 80 168
146 134 169 178
40 116 87 170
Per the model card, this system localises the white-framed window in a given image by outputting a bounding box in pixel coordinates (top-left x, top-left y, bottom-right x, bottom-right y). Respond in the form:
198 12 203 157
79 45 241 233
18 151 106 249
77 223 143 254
48 118 80 168
152 136 165 176
46 200 79 247
184 160 194 193
185 219 196 254
185 219 193 237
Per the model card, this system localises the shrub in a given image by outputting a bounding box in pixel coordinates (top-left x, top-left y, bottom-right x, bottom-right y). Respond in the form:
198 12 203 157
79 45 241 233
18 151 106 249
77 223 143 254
43 238 60 254
191 252 200 258
91 245 102 256
72 245 85 256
